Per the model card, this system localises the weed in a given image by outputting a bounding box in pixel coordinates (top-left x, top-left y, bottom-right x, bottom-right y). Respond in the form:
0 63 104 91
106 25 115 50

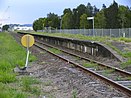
103 69 115 74
123 76 131 80
43 80 52 86
31 86 41 95
122 52 131 58
83 62 97 68
48 48 61 54
72 89 77 98
29 55 37 62
21 76 40 91
120 60 131 69
118 37 131 42
13 93 27 98
128 86 131 89
40 51 46 54
102 72 110 77
115 76 122 81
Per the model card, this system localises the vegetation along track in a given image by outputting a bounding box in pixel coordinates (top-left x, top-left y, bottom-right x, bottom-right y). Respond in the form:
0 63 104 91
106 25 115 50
34 39 131 96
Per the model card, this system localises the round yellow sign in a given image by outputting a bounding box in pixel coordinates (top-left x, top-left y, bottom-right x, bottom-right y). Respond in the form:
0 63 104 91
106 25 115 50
21 34 35 47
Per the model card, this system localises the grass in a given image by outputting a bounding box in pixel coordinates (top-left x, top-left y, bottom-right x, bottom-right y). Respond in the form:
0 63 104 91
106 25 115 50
23 32 131 43
0 82 27 98
43 80 53 86
83 62 98 68
0 32 39 98
48 48 61 54
72 89 77 98
120 59 131 69
103 69 115 74
117 37 131 42
115 76 131 81
124 76 131 80
21 76 41 95
115 76 122 81
122 51 131 58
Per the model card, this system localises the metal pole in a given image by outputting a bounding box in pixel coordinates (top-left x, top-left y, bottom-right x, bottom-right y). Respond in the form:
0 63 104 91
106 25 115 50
129 28 130 38
25 36 30 68
102 28 103 37
93 18 94 36
25 48 30 67
60 16 62 33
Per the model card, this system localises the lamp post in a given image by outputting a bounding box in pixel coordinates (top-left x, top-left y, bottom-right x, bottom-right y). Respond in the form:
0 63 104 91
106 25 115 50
60 16 62 33
87 17 94 36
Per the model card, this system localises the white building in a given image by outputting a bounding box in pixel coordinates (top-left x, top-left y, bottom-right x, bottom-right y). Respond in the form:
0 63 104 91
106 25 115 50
12 25 33 31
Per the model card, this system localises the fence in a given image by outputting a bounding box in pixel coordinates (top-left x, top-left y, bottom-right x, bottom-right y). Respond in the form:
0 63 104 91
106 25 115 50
38 28 131 38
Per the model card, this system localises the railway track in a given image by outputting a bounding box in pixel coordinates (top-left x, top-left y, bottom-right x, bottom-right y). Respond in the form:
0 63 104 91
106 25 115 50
13 33 131 96
34 39 131 97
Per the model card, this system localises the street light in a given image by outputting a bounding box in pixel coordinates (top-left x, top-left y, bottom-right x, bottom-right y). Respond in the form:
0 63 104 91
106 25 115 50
87 17 94 36
59 16 62 33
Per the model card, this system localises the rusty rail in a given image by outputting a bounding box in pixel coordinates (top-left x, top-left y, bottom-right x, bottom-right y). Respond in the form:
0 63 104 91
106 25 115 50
35 43 131 97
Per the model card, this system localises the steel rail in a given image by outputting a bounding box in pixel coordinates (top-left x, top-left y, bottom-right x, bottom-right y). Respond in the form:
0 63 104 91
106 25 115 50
34 43 131 97
14 34 131 96
36 40 131 76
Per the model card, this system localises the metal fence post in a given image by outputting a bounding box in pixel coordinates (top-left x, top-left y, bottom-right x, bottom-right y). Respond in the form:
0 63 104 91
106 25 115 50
102 28 103 37
119 29 120 37
129 28 131 38
110 29 111 37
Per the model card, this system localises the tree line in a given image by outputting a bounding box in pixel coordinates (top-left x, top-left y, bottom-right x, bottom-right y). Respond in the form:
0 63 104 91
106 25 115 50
33 1 131 31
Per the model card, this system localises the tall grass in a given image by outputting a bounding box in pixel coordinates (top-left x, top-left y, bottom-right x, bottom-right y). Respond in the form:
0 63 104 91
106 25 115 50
0 32 37 97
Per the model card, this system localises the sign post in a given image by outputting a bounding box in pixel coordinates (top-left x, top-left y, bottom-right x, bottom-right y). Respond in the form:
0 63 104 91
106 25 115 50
21 34 35 70
87 17 94 36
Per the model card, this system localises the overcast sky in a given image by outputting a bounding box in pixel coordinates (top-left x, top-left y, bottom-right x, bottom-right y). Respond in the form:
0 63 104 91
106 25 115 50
0 0 131 25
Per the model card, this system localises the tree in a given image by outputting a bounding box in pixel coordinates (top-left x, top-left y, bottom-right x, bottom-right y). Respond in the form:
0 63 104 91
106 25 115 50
72 8 79 28
86 3 99 28
62 8 73 29
32 1 131 30
47 13 60 29
93 5 99 16
80 14 89 29
62 13 73 29
95 10 106 28
104 1 120 28
76 4 87 28
63 8 72 15
2 25 9 31
126 7 131 28
86 3 93 15
118 5 128 28
33 18 44 31
102 4 106 9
